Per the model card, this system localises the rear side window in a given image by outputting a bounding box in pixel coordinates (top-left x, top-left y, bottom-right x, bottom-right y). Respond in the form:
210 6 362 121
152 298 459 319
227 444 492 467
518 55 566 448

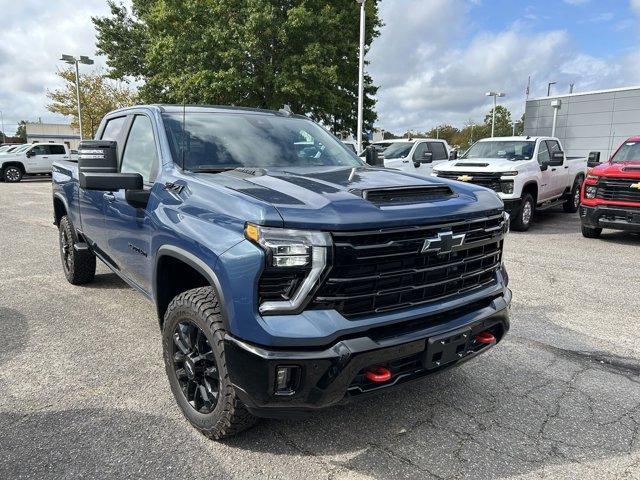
120 115 158 182
428 142 448 160
101 116 127 141
50 145 66 155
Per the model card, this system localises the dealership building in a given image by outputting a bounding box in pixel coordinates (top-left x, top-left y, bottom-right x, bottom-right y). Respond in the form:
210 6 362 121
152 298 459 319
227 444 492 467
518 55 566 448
524 86 640 161
25 122 81 149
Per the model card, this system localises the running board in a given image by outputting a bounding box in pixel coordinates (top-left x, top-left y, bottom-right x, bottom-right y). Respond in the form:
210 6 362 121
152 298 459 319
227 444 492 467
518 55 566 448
536 199 564 211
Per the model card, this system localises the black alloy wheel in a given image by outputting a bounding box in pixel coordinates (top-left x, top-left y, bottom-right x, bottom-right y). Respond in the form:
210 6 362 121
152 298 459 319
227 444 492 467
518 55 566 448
170 320 220 414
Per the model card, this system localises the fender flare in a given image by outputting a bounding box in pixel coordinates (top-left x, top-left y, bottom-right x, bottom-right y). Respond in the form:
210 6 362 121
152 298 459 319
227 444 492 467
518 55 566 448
1 161 26 172
154 245 229 329
52 192 70 226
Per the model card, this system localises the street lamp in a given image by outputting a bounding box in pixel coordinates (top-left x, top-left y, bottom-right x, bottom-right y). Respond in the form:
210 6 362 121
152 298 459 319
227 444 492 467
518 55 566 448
0 110 5 144
469 123 476 146
356 0 366 154
485 91 505 138
547 81 556 97
60 54 94 140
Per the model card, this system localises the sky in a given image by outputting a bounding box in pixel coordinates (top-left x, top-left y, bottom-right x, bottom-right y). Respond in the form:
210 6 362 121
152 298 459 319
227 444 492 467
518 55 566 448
1 0 639 136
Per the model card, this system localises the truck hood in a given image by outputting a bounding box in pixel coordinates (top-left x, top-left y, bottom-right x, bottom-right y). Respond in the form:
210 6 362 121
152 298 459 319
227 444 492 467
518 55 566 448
592 161 640 179
198 166 503 230
433 158 523 173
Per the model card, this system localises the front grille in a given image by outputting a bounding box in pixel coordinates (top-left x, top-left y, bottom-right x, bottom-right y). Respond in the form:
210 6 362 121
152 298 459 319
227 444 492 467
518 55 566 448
312 214 506 318
437 171 502 192
596 177 640 203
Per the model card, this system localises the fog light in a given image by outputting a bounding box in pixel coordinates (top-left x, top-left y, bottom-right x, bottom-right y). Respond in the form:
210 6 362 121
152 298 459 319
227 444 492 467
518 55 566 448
585 185 597 199
275 366 300 396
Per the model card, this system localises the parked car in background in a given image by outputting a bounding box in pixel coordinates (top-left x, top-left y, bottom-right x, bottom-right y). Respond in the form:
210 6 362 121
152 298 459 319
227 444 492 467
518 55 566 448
52 104 510 439
365 138 455 177
0 143 70 182
0 144 25 154
580 137 640 238
433 136 587 231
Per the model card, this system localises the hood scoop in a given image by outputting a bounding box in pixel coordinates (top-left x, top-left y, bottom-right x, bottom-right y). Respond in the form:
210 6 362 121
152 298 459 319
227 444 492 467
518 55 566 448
352 185 455 205
456 162 488 167
622 166 640 172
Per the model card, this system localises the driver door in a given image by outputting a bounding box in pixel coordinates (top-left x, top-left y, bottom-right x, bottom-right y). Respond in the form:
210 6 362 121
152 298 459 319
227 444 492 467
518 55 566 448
536 141 554 202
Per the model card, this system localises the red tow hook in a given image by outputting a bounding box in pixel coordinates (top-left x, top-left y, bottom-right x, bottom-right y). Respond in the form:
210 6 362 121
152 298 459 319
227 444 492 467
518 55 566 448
475 331 496 345
364 366 392 383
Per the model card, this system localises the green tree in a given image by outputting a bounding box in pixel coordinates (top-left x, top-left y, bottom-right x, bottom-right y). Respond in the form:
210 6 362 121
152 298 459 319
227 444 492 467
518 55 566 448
15 121 27 142
46 68 137 139
483 105 513 137
93 0 381 137
424 124 460 146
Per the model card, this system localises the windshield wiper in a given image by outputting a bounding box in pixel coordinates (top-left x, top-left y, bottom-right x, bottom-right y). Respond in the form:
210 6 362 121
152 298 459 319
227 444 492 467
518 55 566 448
189 166 238 173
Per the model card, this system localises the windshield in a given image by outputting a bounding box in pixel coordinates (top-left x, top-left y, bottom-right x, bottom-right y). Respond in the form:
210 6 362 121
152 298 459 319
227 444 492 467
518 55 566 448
10 144 30 154
162 112 361 171
462 141 535 161
383 142 414 159
611 141 640 163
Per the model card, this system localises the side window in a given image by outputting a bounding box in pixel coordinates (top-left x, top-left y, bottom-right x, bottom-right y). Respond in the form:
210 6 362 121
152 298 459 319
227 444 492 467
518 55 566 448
537 141 550 165
428 142 448 160
32 145 49 155
413 142 429 160
120 115 158 182
101 116 127 141
50 145 66 155
546 140 561 156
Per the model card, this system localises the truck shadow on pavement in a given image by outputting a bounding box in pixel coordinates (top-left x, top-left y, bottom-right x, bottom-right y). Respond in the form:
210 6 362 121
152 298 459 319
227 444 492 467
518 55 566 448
84 272 131 290
0 408 231 479
226 327 640 479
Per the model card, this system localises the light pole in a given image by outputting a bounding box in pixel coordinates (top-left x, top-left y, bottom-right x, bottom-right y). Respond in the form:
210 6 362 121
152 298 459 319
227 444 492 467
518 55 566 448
356 0 366 154
547 81 556 97
60 54 94 140
512 121 516 136
0 110 5 144
486 91 505 138
470 123 475 145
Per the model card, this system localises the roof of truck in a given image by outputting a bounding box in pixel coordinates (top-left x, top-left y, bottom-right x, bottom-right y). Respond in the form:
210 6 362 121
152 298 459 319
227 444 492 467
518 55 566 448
108 104 309 120
477 136 555 141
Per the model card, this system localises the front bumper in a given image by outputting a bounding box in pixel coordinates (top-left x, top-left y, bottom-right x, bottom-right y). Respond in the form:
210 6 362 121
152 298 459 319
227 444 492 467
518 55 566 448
580 204 640 232
224 290 511 418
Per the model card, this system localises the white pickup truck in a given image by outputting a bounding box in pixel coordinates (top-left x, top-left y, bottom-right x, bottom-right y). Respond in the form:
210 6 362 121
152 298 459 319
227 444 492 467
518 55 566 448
363 138 456 177
432 136 587 231
0 143 71 182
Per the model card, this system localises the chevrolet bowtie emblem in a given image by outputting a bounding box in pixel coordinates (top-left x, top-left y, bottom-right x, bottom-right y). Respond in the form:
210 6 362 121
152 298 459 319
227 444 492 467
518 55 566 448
630 182 640 190
458 175 473 182
422 231 466 255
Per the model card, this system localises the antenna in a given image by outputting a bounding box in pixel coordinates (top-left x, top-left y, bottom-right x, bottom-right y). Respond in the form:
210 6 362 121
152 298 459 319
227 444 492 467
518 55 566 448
181 100 186 170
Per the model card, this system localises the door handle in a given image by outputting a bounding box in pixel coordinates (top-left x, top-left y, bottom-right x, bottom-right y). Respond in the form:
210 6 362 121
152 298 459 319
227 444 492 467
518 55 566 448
103 193 116 202
551 168 557 171
42 156 49 159
564 166 569 169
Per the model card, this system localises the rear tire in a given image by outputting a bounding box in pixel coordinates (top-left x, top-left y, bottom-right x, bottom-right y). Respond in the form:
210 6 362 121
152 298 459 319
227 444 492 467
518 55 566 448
163 287 257 440
3 165 23 182
563 178 582 213
581 225 602 238
511 193 535 231
59 216 96 284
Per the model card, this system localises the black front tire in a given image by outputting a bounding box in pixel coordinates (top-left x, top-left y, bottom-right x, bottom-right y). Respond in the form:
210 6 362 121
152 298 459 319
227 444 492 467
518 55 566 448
59 216 96 284
511 193 535 231
563 178 582 213
581 224 602 238
163 287 257 440
3 165 23 182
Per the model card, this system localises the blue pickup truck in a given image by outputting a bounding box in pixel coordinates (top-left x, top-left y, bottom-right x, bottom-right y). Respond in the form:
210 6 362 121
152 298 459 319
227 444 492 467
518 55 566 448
52 105 511 439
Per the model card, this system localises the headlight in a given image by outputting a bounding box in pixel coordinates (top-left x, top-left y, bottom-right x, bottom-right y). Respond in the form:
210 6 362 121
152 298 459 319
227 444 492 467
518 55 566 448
500 180 514 194
585 185 597 199
431 171 439 177
245 224 331 314
501 171 518 176
587 175 599 181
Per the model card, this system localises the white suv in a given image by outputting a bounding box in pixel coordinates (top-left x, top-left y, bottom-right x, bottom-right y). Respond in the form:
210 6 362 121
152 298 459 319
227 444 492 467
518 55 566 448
0 143 70 182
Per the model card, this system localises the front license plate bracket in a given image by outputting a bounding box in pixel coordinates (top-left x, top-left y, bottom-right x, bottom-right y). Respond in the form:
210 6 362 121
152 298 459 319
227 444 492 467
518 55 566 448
424 327 472 370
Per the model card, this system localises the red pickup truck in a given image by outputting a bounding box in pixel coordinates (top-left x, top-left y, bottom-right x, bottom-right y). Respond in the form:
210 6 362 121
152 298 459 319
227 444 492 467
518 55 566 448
580 137 640 238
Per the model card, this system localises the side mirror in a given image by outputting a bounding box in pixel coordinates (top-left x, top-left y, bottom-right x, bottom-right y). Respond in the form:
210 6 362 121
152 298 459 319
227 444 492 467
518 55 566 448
26 149 35 158
78 139 144 193
540 163 549 172
449 150 458 160
414 151 433 167
588 151 601 168
549 151 564 166
365 146 383 167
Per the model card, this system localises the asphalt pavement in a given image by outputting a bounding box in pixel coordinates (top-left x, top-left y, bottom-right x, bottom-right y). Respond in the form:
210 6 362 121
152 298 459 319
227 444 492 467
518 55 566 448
1 178 640 479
